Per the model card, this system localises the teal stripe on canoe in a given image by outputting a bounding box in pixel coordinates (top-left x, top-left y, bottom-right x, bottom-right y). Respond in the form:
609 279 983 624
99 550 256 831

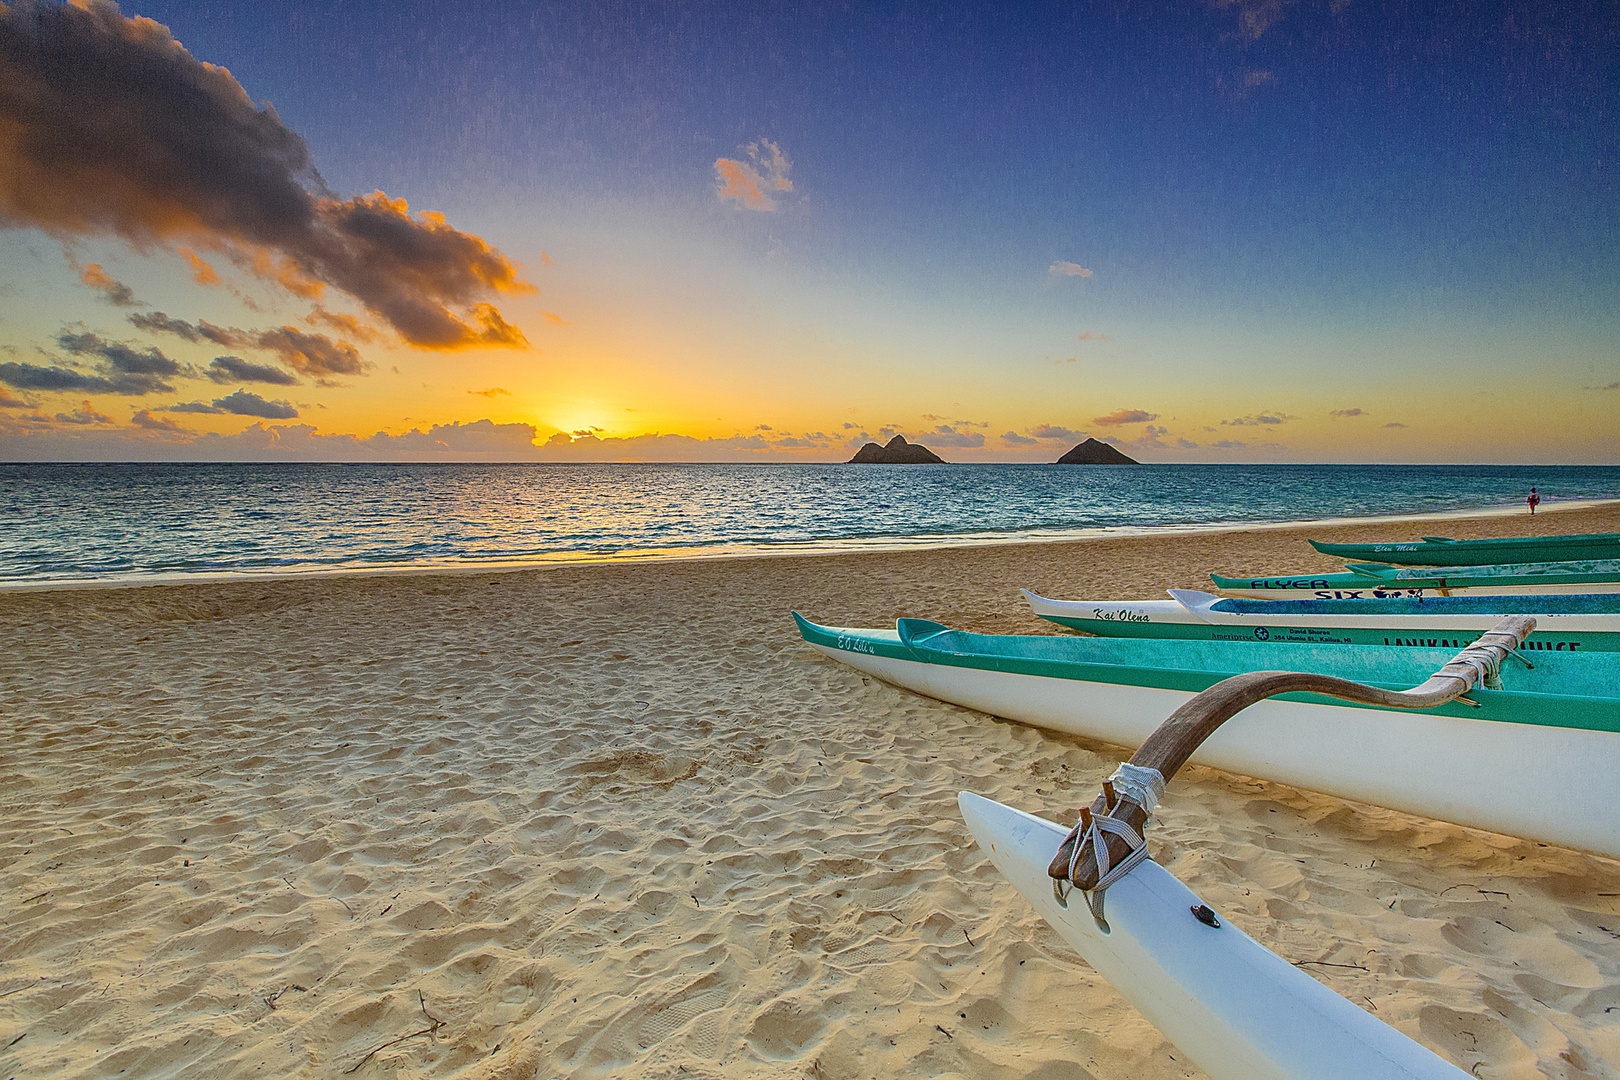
791 612 1620 733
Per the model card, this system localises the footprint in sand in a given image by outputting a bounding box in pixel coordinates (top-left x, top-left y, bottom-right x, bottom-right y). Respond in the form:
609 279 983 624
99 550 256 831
569 751 703 795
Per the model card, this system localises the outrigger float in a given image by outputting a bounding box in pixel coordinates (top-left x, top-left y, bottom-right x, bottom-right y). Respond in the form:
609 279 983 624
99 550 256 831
1209 558 1620 599
1308 531 1620 567
793 611 1620 858
1023 587 1620 651
959 618 1544 1079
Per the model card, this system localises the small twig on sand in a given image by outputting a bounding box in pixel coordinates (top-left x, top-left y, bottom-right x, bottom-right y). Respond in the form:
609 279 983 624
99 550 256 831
934 1024 953 1039
961 929 975 948
344 991 445 1075
1292 959 1369 971
0 979 41 999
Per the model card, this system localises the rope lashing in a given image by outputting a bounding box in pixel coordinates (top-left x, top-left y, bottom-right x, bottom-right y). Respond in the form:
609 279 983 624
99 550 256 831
1434 625 1523 692
1055 763 1165 923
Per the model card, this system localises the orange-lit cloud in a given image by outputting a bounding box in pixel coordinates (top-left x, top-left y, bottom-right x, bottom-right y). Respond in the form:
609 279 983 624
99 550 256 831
1049 261 1093 277
1329 407 1364 417
77 262 138 306
305 306 379 342
255 327 367 380
131 408 190 434
715 139 793 212
0 1 530 350
1075 330 1109 341
55 399 116 425
541 310 570 326
1092 408 1158 426
468 387 511 398
177 246 220 285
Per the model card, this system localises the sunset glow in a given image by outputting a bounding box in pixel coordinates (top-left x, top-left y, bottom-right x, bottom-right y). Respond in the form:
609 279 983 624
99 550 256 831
1 1 1615 463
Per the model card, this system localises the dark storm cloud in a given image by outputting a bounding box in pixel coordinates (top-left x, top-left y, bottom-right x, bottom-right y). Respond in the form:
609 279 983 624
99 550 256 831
0 0 530 349
0 362 119 393
209 389 298 418
168 389 298 419
207 355 298 386
56 330 182 393
129 311 203 342
0 329 184 396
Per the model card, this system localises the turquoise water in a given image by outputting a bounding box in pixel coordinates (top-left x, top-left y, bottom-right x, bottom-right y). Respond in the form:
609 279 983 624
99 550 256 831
2 462 1616 585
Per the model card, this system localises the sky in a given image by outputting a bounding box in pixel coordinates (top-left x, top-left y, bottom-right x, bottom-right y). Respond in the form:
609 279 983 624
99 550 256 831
0 0 1616 463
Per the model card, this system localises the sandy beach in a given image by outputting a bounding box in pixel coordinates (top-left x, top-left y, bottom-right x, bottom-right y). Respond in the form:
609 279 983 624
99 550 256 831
3 503 1619 1080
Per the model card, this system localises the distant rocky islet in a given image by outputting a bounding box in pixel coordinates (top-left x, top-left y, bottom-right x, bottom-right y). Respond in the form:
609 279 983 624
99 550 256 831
1056 438 1139 465
846 434 1139 464
847 435 945 463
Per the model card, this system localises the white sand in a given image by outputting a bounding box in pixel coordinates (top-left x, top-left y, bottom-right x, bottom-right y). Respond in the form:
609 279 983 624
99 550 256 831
2 504 1618 1079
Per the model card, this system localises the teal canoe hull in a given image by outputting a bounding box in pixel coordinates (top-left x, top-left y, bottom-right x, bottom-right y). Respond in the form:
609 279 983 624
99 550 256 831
1310 532 1620 566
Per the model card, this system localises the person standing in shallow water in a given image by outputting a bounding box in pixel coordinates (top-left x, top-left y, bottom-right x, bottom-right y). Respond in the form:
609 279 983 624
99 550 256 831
1527 487 1541 514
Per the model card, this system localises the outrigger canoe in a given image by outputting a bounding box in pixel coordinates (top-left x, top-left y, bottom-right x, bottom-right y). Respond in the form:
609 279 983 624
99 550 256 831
1023 588 1620 651
952 625 1535 1080
793 612 1620 857
959 624 1537 1080
1310 531 1620 567
1210 558 1620 599
960 794 1469 1080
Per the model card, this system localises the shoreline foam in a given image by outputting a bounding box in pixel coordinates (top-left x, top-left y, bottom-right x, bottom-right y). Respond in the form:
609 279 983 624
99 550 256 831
5 496 1616 595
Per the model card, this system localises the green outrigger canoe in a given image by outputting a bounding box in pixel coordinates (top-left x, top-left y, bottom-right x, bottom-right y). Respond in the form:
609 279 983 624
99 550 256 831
1211 558 1620 599
1310 531 1620 566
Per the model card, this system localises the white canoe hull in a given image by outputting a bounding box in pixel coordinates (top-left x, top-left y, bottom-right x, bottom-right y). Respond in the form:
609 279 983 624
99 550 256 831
813 638 1620 859
958 793 1469 1080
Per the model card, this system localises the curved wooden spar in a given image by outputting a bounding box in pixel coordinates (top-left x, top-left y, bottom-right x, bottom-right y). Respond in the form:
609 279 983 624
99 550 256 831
1050 615 1536 891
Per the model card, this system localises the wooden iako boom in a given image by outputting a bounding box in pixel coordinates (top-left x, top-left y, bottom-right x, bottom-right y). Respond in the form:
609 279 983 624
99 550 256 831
1049 616 1538 892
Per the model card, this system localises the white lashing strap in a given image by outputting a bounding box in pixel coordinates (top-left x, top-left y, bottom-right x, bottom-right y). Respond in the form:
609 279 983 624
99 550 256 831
1058 764 1166 923
1108 762 1166 816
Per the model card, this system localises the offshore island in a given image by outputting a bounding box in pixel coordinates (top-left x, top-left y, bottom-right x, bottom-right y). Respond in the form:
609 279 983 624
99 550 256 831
848 433 1139 465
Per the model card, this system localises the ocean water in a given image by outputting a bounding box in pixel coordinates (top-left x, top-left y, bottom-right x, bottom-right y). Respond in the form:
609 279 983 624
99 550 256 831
2 462 1617 586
